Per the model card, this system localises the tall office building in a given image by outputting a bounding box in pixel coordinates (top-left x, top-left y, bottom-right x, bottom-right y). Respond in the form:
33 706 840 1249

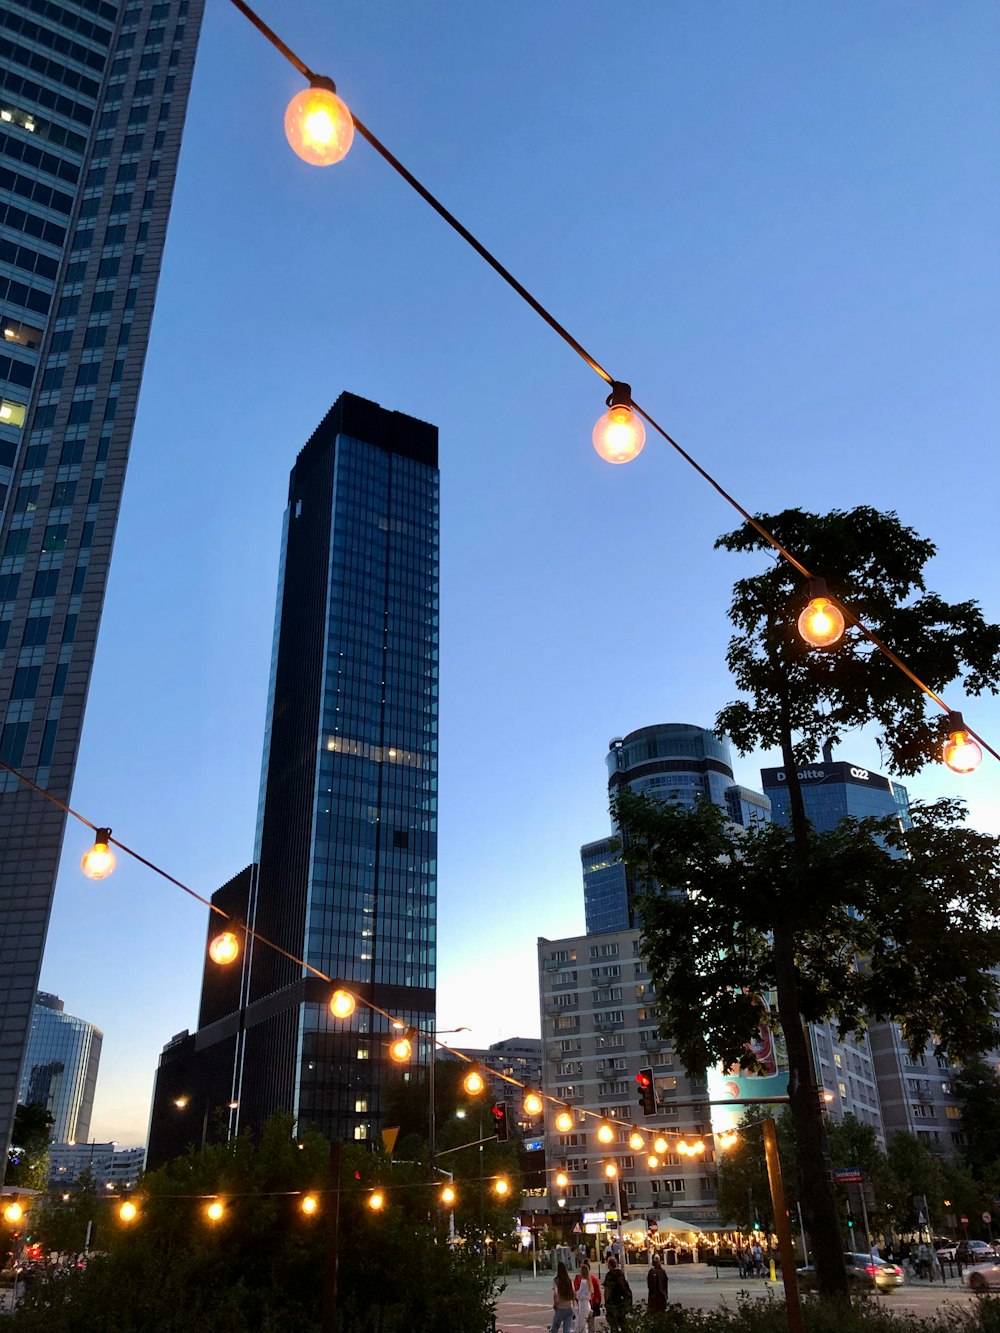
147 393 439 1165
0 0 204 1168
18 990 101 1142
582 724 771 933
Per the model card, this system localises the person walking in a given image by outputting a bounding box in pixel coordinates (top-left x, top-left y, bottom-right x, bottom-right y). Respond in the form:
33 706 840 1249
647 1252 669 1312
573 1262 593 1333
603 1255 633 1333
550 1261 577 1333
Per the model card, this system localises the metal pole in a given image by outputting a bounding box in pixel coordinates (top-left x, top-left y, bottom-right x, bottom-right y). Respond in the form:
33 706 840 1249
322 1140 342 1333
762 1118 804 1333
428 1042 435 1175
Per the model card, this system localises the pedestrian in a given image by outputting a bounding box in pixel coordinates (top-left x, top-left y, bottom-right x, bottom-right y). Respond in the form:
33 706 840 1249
550 1260 577 1333
751 1240 764 1277
647 1252 669 1312
577 1242 589 1270
870 1240 881 1261
603 1255 634 1333
573 1262 594 1333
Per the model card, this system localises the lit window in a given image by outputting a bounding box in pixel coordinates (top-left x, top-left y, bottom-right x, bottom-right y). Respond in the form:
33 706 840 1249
0 398 27 428
2 319 43 350
354 1098 368 1113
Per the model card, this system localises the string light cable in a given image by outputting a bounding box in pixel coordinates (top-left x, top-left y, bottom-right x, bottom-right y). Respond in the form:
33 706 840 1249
0 752 732 1149
219 0 996 765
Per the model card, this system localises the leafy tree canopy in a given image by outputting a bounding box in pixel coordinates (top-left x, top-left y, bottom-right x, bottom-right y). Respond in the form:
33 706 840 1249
6 1103 53 1190
715 507 1000 773
614 789 1000 1079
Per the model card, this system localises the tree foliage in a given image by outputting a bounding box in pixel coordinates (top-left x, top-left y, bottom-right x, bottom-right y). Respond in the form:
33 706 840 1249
6 1103 53 1190
12 1115 501 1333
952 1059 1000 1182
614 789 1000 1073
715 507 1000 773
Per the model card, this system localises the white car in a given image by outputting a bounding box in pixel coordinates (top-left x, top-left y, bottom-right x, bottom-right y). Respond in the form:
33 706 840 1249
962 1260 1000 1292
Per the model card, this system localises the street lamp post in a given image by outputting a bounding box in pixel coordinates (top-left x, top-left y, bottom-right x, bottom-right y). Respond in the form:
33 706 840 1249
426 1026 470 1177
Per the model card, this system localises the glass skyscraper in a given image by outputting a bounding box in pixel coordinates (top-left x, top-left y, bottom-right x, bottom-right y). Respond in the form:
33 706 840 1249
760 758 910 832
582 723 772 933
146 393 439 1163
18 991 101 1143
0 0 203 1169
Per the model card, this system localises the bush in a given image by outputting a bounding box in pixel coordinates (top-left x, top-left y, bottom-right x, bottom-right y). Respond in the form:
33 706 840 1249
623 1295 1000 1333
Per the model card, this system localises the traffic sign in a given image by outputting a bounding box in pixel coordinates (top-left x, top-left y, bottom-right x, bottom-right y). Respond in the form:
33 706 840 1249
833 1167 863 1183
983 1212 993 1224
961 1215 969 1225
572 1223 582 1234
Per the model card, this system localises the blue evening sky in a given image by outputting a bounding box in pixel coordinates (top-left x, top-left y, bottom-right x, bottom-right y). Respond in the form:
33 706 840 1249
35 1 1000 1144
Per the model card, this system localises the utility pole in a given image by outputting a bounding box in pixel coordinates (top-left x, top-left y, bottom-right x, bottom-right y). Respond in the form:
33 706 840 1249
762 1117 804 1333
322 1140 342 1333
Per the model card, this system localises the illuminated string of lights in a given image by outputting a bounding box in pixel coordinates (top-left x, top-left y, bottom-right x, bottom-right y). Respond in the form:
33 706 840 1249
0 759 730 1151
218 0 996 771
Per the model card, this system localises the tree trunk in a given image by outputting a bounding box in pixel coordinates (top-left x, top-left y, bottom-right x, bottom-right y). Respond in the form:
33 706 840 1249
776 722 850 1301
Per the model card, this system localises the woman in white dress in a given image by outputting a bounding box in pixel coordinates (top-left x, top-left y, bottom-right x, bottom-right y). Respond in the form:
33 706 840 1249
573 1262 593 1333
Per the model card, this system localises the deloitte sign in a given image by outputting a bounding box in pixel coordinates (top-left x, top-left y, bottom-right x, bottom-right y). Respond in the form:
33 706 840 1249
760 762 891 792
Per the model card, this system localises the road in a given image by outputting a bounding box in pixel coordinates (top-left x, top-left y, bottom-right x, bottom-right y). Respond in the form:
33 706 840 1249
496 1261 982 1331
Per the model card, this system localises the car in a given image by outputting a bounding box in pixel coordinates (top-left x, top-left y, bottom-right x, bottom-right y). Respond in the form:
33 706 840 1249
963 1261 1000 1293
938 1240 997 1265
797 1253 905 1292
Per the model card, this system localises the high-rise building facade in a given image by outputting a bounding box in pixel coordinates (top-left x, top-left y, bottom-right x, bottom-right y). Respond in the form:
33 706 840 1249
18 990 101 1142
582 724 771 934
0 0 203 1166
147 393 439 1164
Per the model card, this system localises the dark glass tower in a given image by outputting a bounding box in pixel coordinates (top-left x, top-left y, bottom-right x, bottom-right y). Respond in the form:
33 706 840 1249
146 393 439 1162
0 0 204 1167
19 991 102 1143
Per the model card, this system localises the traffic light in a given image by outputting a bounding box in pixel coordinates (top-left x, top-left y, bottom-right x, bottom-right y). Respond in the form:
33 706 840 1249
636 1068 656 1117
752 1207 762 1232
492 1103 509 1143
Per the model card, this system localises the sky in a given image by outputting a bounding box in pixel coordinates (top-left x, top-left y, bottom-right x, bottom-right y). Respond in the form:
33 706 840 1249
34 1 1000 1145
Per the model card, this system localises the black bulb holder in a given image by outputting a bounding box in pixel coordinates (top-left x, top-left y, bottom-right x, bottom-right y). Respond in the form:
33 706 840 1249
606 382 634 411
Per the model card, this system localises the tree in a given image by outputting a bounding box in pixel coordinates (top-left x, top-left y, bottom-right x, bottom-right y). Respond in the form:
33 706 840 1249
716 1108 797 1232
617 505 1000 1301
6 1103 53 1190
952 1058 1000 1181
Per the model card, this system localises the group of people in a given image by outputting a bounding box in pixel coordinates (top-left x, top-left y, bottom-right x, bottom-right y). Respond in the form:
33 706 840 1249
736 1242 767 1278
550 1248 670 1333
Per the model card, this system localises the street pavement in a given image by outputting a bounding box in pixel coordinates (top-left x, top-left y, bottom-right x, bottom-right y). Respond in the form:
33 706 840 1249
496 1262 982 1331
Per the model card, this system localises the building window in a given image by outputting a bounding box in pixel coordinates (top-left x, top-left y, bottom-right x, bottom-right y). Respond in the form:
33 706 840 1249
0 397 27 427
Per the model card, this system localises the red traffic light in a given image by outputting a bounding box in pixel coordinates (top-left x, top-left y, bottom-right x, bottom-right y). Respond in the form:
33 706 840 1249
636 1071 652 1089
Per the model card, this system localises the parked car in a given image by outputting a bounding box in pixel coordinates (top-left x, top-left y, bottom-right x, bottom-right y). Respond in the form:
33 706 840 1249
797 1253 905 1292
937 1240 997 1265
963 1260 1000 1292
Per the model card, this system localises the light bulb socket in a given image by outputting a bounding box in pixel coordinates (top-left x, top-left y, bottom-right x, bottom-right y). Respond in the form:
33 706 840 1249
309 74 337 95
946 710 967 733
94 827 112 844
606 382 633 411
805 577 829 600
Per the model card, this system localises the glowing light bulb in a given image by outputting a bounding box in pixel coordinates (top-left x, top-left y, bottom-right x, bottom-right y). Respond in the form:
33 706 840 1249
389 1028 415 1062
330 989 356 1018
82 828 116 880
555 1109 574 1133
797 579 845 648
604 1162 618 1178
523 1091 543 1116
653 1136 668 1155
629 1129 645 1151
692 1139 706 1155
677 1139 690 1156
440 1185 456 1206
943 712 983 774
208 931 240 965
647 1154 659 1169
718 1131 738 1150
592 383 645 464
555 1171 569 1188
597 1122 615 1145
368 1191 384 1211
3 1202 23 1224
494 1179 509 1196
463 1069 485 1095
206 1201 225 1222
301 1194 318 1215
119 1201 137 1222
173 1096 189 1110
284 80 354 166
